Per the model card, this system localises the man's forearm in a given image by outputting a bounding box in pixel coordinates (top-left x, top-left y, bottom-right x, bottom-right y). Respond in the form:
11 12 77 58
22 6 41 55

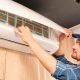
54 41 64 56
15 26 57 74
54 28 71 56
25 38 57 74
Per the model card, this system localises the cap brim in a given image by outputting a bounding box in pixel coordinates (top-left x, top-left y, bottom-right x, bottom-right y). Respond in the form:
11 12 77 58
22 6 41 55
72 34 80 38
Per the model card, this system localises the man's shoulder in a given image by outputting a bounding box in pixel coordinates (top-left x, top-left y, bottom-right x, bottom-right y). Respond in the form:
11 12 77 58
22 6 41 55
53 54 75 65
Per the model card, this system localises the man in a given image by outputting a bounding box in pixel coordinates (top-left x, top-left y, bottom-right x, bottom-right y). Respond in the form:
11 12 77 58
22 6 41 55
15 25 80 80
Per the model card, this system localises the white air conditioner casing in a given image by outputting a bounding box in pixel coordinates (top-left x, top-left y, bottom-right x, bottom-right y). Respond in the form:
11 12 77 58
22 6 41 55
0 0 67 54
0 22 59 54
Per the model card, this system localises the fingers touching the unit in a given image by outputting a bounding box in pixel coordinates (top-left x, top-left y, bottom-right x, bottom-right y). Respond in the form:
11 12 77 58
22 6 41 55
15 25 34 42
58 28 73 41
15 26 73 44
64 28 72 37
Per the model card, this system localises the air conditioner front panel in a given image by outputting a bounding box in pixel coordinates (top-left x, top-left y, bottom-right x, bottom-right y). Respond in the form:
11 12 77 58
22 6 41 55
0 22 59 54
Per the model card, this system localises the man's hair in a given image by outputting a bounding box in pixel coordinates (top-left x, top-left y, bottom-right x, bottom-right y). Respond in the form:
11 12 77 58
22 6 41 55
76 39 80 45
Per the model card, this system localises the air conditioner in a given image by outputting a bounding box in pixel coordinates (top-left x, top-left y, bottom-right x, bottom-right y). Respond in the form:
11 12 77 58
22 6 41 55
0 0 67 54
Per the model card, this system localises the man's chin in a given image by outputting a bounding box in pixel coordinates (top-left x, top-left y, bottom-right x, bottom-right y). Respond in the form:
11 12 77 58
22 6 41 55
72 56 77 60
71 53 77 60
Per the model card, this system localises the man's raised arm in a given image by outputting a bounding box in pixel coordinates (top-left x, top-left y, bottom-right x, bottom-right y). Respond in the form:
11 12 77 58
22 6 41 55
54 28 72 56
15 26 57 74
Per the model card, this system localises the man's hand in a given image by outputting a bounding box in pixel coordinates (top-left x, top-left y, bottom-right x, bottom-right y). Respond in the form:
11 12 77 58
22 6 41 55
15 26 34 43
55 28 72 55
59 28 72 42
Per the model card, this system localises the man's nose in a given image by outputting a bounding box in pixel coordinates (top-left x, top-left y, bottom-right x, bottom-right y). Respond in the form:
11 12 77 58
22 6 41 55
72 45 76 50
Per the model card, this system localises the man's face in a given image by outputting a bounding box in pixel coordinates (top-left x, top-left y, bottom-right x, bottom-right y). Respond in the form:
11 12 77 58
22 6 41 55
71 39 80 61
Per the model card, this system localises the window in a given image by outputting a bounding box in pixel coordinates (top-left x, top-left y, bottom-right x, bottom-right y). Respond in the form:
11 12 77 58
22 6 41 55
31 21 42 35
23 19 33 31
43 30 48 38
34 26 42 35
8 13 15 26
43 26 48 30
42 26 48 38
31 21 48 37
0 10 7 22
16 16 23 26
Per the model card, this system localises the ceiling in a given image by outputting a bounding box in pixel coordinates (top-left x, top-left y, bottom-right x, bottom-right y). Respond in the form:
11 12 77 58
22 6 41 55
13 0 80 28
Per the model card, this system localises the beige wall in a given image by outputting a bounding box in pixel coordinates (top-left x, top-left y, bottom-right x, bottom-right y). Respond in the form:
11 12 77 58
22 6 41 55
0 48 6 80
0 47 54 80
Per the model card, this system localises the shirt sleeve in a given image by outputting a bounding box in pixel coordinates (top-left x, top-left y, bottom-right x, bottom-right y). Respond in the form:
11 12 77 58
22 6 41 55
53 54 73 65
53 54 65 60
51 60 77 80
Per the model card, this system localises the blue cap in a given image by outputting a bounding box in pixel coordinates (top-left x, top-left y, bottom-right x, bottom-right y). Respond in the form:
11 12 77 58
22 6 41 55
72 34 80 38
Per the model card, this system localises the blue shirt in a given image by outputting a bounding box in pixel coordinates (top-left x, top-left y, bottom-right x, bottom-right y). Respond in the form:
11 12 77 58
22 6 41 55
51 55 80 80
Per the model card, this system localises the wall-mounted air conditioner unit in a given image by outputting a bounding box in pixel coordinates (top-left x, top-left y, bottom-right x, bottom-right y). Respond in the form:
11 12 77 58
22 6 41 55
0 0 67 54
